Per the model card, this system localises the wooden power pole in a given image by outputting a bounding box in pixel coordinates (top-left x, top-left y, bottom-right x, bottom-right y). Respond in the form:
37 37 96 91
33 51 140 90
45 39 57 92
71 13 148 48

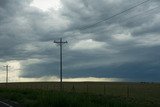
4 65 10 83
54 38 67 91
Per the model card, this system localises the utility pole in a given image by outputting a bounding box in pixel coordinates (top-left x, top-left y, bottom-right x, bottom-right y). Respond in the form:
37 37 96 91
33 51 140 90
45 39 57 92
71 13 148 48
3 65 10 83
54 38 68 91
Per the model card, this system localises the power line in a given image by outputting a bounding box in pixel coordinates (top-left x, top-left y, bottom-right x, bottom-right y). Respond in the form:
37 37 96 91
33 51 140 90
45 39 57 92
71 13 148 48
77 0 151 31
54 38 68 91
82 5 160 35
63 0 153 37
119 6 160 25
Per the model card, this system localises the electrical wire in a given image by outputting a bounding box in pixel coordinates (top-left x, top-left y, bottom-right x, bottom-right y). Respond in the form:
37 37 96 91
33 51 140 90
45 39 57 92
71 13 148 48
82 5 160 35
76 0 151 31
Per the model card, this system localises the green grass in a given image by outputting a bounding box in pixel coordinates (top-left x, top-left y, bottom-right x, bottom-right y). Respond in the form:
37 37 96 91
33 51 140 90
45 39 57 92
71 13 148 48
0 88 159 107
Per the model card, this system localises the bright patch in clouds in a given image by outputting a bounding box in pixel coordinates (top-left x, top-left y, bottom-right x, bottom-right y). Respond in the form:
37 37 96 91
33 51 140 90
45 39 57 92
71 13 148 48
63 77 124 82
12 76 124 82
112 33 133 41
30 0 62 11
71 39 106 50
6 60 21 70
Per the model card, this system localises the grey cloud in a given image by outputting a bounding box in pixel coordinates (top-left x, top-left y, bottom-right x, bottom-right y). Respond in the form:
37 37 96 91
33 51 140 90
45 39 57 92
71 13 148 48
0 0 160 82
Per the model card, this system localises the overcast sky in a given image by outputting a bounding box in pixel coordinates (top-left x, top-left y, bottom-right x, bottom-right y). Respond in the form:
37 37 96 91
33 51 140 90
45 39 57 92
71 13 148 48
0 0 160 82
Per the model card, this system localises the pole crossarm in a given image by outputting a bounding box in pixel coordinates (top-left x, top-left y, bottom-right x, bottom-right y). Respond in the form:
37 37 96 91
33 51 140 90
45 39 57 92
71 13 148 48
54 40 68 45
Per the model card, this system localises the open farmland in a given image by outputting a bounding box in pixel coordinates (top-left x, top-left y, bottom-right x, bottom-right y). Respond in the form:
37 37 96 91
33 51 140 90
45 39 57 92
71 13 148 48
0 82 160 100
0 82 160 97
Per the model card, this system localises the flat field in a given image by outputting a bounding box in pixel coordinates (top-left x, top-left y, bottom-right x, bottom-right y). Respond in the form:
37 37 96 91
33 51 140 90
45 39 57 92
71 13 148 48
0 82 159 107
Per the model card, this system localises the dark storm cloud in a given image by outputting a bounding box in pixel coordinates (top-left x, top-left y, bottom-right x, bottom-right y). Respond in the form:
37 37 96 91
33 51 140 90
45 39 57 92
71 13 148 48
21 61 59 78
0 0 160 82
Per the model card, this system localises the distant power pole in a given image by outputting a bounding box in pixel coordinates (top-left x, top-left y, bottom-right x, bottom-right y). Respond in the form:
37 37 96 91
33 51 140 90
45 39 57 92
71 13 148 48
3 65 10 83
54 38 68 91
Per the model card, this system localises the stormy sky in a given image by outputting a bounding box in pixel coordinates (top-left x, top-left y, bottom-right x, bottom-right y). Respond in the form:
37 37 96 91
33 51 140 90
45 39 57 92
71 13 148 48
0 0 160 82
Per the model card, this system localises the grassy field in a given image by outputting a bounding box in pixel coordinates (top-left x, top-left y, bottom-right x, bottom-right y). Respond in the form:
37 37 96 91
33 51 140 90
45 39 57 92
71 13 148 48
0 82 159 107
